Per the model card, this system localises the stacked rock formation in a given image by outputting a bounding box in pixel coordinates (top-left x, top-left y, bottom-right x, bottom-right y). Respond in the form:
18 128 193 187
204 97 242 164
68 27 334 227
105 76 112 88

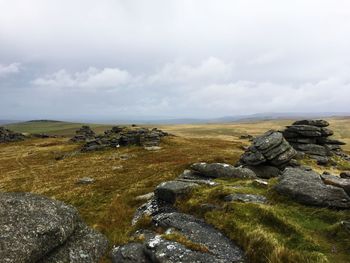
240 130 297 169
0 126 25 143
0 192 108 262
283 120 347 164
81 126 168 152
70 125 96 142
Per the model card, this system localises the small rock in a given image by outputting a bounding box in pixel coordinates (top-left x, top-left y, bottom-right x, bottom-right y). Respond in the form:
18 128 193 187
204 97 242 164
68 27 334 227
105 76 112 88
224 193 267 204
135 192 155 201
144 146 162 151
321 173 350 195
112 165 123 171
253 179 269 187
77 177 95 184
245 165 280 179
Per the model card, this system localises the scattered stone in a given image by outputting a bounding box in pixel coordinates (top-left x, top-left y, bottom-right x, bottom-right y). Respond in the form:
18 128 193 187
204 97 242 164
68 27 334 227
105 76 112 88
224 193 267 204
253 179 269 187
274 168 350 208
321 173 350 195
190 162 256 179
0 192 108 263
144 146 162 151
340 171 350 179
112 165 123 171
240 130 296 168
77 177 95 184
239 134 254 140
155 180 198 204
0 126 25 143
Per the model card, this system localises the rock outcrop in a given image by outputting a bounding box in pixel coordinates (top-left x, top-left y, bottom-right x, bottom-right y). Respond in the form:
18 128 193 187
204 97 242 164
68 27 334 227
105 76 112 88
240 130 297 168
116 166 246 263
80 126 168 152
283 120 348 164
274 167 350 208
0 192 108 262
70 125 96 142
0 126 25 143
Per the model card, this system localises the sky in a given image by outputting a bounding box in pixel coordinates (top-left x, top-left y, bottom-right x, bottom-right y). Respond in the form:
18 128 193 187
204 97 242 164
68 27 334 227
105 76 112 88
0 0 350 121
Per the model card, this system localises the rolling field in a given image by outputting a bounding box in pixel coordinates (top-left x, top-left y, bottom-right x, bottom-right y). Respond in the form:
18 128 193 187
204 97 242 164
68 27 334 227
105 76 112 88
1 117 350 262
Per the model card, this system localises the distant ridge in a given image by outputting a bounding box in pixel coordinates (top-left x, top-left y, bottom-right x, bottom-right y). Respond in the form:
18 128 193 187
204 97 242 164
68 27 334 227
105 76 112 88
25 120 67 123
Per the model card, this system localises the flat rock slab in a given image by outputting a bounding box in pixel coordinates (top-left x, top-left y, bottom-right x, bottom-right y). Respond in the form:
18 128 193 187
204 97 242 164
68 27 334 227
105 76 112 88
0 192 108 263
321 174 350 196
77 177 95 184
292 119 329 127
155 180 199 204
153 212 245 263
224 193 267 204
190 162 256 179
274 168 350 208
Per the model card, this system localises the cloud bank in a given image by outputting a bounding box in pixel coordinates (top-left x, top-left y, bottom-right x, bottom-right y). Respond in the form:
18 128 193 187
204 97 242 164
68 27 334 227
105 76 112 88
0 0 349 120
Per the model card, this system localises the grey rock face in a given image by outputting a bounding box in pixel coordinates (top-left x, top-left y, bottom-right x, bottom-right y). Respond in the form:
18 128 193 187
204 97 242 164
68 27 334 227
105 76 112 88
274 168 350 208
111 243 150 263
321 173 350 196
0 192 108 263
190 162 257 179
155 180 198 204
0 126 25 143
292 119 329 127
153 212 245 263
224 193 267 204
70 125 96 143
240 130 296 168
283 120 348 164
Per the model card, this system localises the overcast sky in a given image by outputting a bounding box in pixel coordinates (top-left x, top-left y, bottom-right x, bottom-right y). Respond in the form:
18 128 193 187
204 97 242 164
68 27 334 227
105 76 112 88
0 0 350 121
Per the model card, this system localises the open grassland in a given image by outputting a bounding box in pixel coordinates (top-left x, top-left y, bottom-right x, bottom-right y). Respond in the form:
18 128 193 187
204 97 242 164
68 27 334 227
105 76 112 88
1 117 350 262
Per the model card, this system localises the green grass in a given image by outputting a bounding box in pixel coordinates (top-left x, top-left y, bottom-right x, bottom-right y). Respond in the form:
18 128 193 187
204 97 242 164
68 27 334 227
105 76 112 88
176 179 350 263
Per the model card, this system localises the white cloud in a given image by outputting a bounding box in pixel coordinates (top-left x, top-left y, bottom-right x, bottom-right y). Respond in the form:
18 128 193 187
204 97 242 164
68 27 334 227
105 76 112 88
0 63 21 77
32 67 132 90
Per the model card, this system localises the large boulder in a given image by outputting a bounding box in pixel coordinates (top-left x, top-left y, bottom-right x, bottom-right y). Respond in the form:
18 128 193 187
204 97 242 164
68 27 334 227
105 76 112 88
321 173 350 196
0 192 108 262
245 165 280 179
274 168 350 208
240 130 296 168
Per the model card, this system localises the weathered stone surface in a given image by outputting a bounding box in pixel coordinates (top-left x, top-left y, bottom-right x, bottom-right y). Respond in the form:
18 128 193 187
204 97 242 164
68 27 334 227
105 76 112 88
111 242 150 263
291 143 328 156
340 171 350 179
284 125 322 137
70 126 96 142
321 174 350 195
40 222 108 263
245 165 280 179
316 137 346 145
0 126 25 143
274 168 350 208
292 119 329 127
77 177 95 184
240 130 296 168
155 180 198 204
224 193 267 204
132 198 175 225
153 212 245 263
309 155 329 165
190 162 257 179
0 192 108 263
